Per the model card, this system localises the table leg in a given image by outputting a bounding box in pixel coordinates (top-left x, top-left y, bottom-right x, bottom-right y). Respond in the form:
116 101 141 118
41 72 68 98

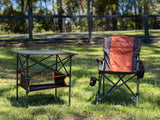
55 55 58 97
55 89 57 97
69 55 72 106
26 91 28 108
26 55 29 108
16 54 19 100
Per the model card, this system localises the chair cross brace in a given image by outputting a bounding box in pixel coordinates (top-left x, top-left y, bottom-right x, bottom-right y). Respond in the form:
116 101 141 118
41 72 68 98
19 54 71 78
97 73 139 105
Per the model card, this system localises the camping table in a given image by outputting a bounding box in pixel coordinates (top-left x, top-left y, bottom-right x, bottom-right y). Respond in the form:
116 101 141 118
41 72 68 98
12 50 76 108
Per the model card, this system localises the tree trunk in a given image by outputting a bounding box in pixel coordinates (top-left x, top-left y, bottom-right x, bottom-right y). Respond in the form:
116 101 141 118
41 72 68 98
112 17 117 30
52 1 57 31
21 0 27 33
105 17 109 31
28 0 33 40
138 0 143 29
10 0 14 33
134 0 138 30
80 0 84 32
57 0 65 33
44 0 48 14
111 9 117 31
69 1 73 32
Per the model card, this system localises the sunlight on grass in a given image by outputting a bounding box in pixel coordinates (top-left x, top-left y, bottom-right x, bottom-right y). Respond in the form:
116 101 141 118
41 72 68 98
0 44 160 120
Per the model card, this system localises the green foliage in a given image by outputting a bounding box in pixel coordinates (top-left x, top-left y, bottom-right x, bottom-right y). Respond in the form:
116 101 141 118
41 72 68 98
105 4 116 12
0 0 159 34
149 4 160 15
2 7 27 34
72 24 81 32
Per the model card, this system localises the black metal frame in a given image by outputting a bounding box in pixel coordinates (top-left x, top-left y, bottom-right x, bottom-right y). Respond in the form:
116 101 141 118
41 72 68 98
96 56 141 106
97 71 140 106
13 50 75 108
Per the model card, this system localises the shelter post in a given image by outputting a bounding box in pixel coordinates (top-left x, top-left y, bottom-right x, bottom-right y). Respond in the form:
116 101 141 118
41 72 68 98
87 0 93 43
28 0 33 41
144 11 149 44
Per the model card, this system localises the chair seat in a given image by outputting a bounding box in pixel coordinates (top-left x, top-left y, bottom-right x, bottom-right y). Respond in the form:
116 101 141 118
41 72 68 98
99 70 137 75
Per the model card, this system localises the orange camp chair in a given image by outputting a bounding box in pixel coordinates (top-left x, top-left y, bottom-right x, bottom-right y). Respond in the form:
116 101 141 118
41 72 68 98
90 36 144 106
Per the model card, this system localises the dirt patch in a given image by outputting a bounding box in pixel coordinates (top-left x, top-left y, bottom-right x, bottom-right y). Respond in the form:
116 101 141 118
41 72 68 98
0 41 103 47
0 39 159 47
151 41 160 45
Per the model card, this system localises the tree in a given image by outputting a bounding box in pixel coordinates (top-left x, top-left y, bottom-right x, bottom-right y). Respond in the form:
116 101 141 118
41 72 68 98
0 0 159 34
95 0 119 31
51 0 59 31
149 2 160 29
20 0 27 33
57 0 65 33
10 0 14 32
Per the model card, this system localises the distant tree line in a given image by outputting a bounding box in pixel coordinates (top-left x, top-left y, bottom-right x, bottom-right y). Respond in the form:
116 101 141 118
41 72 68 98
0 0 160 34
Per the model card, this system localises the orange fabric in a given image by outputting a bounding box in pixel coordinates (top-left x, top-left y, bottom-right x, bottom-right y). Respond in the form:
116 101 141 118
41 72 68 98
20 71 66 79
20 71 67 92
109 36 134 72
31 75 65 79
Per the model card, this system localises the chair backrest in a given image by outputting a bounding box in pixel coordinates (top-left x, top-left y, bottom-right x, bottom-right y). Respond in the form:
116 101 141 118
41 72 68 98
103 36 141 72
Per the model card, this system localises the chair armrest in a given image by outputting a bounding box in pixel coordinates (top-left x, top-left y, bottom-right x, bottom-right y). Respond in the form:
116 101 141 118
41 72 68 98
96 58 104 71
137 60 142 63
96 58 103 64
137 60 145 78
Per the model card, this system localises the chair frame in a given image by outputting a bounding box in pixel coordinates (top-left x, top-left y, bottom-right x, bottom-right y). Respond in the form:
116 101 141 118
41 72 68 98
96 36 142 106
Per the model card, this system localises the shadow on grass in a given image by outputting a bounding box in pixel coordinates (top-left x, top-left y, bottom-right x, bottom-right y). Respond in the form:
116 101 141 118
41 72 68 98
88 81 160 108
0 87 14 96
8 93 65 107
88 87 137 106
86 78 143 106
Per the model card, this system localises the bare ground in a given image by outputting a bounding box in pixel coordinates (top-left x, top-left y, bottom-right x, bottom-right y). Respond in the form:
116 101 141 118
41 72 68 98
0 38 159 47
0 41 103 47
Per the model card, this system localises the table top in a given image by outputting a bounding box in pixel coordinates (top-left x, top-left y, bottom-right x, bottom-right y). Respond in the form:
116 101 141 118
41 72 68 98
12 50 77 55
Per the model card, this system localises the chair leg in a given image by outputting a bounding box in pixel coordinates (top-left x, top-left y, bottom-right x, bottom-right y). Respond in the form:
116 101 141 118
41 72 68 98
26 91 28 108
103 76 105 95
136 78 140 107
100 74 138 105
96 74 102 105
16 84 18 100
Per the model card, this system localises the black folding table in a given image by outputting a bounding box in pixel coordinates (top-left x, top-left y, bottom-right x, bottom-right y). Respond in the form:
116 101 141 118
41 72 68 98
12 50 76 108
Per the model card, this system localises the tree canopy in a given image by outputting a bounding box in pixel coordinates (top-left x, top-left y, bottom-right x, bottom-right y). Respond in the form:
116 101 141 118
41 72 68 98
0 0 160 34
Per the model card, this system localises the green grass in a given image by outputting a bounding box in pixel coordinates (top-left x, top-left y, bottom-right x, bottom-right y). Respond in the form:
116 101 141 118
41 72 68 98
0 44 160 120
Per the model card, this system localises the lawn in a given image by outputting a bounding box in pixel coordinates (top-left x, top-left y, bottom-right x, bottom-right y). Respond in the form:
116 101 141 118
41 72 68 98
0 42 160 120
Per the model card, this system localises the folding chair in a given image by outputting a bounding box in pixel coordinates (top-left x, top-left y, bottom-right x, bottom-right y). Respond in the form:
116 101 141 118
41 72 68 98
90 36 144 106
